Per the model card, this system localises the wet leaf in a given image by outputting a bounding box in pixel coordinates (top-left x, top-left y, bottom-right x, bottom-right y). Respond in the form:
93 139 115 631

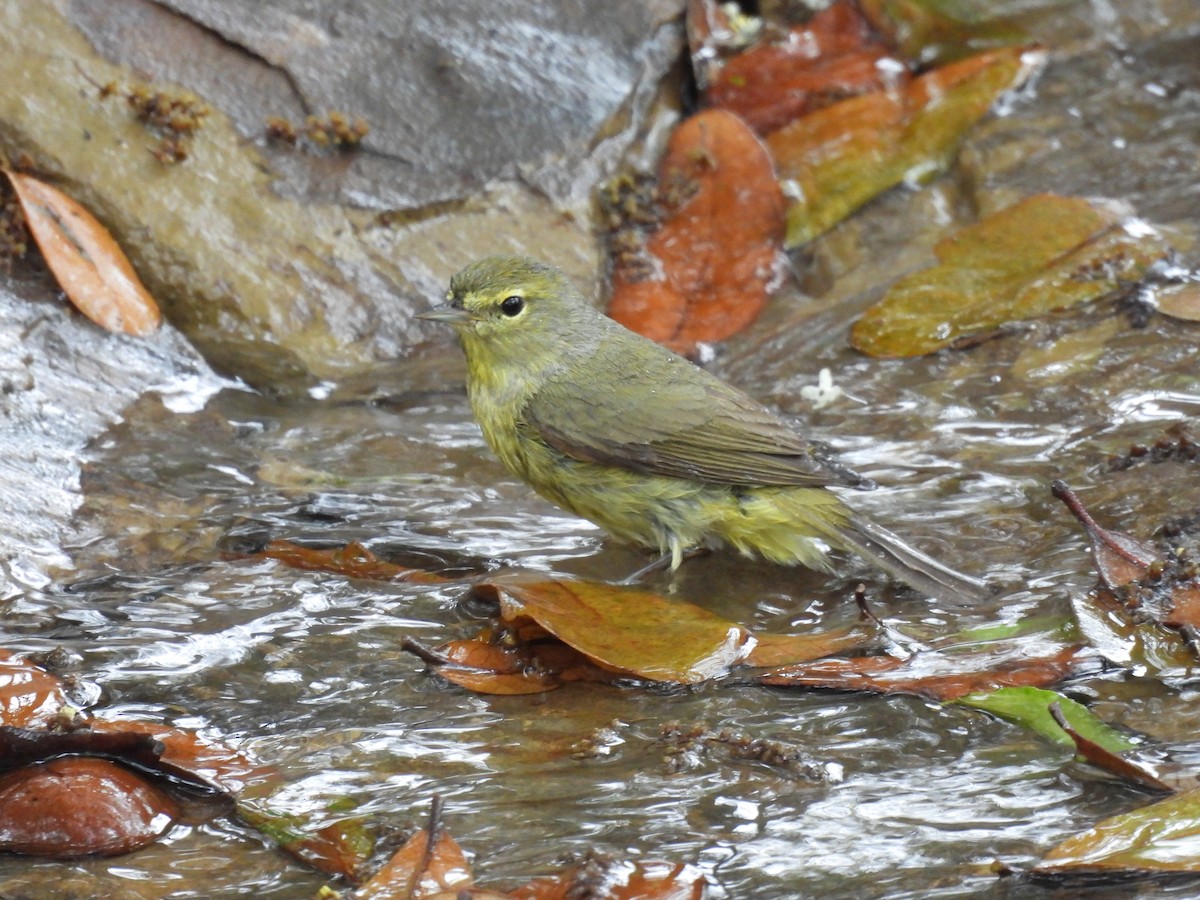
857 0 1028 66
758 641 1096 700
608 109 785 355
509 855 706 900
354 797 472 899
0 650 71 729
743 623 876 667
1157 281 1200 321
1054 482 1200 654
238 801 375 882
1046 702 1174 793
768 45 1043 248
476 578 753 683
90 717 275 795
0 757 178 857
954 687 1138 751
704 2 899 135
1032 787 1200 880
243 539 452 584
850 195 1172 357
4 170 161 335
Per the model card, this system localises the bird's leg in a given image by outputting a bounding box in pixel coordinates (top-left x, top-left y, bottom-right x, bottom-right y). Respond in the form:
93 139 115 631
618 547 710 585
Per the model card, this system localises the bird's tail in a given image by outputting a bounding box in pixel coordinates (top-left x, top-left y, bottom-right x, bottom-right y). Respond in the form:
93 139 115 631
836 514 991 603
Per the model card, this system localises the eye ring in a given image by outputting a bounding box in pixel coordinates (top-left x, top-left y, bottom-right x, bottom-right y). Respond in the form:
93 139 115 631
500 295 525 317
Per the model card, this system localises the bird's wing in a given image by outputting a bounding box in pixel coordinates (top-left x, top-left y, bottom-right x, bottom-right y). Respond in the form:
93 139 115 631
522 336 869 489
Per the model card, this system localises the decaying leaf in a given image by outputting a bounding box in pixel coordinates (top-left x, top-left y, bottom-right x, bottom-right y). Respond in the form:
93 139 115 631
768 45 1043 248
233 539 454 584
354 797 472 899
4 170 161 335
857 0 1028 66
758 640 1097 700
1054 481 1200 655
703 1 899 135
850 195 1172 357
509 853 706 900
1032 787 1200 881
607 108 785 355
239 801 376 882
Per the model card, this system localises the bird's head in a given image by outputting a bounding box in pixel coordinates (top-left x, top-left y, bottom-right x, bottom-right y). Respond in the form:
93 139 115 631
418 256 593 368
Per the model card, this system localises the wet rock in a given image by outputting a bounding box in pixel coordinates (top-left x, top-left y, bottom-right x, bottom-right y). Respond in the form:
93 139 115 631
0 2 684 387
0 269 224 594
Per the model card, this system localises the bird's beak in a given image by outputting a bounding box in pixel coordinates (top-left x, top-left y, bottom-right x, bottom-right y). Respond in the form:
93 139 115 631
415 304 471 324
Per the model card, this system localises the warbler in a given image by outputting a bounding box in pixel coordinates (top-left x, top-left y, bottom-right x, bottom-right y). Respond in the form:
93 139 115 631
418 256 988 601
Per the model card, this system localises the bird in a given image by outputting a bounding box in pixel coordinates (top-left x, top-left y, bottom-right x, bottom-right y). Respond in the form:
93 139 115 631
417 255 988 602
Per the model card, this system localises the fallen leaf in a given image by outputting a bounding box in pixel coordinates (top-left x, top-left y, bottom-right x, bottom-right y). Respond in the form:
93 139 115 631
510 855 706 900
1046 702 1173 793
238 801 375 882
768 45 1043 248
1156 281 1200 321
4 170 161 335
239 539 453 584
354 797 473 899
954 687 1139 751
608 109 785 355
0 650 71 729
758 641 1096 700
1032 787 1200 880
857 0 1028 66
850 195 1171 357
0 757 178 857
1052 481 1159 592
705 1 899 134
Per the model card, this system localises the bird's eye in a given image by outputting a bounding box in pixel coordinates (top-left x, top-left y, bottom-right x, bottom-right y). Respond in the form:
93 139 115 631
500 295 525 317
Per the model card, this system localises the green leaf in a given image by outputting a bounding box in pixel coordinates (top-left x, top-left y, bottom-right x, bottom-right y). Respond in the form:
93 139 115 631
955 686 1138 752
850 194 1172 357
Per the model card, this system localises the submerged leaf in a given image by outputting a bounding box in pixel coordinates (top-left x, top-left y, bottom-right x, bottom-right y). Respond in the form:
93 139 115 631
241 539 453 584
1033 787 1200 879
607 109 785 355
758 641 1095 700
769 45 1042 248
858 0 1028 66
0 651 71 729
850 195 1171 357
354 797 472 899
510 856 706 900
4 170 161 335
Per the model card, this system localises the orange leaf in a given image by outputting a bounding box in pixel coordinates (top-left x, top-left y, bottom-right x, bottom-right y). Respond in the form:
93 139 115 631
608 109 784 355
0 650 70 729
354 799 473 899
706 1 901 134
5 170 161 335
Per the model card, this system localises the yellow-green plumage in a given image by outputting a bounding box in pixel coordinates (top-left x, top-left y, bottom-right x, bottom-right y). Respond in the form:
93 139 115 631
419 256 987 601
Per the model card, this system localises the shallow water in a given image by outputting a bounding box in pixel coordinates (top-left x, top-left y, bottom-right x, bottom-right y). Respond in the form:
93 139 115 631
2 293 1198 897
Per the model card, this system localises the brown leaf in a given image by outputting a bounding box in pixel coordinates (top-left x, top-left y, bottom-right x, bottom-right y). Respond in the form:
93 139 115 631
509 856 706 900
1048 703 1173 794
705 1 900 135
1157 281 1200 321
1052 481 1159 592
757 643 1095 701
237 801 375 882
4 170 161 335
0 650 71 729
243 539 452 584
608 109 785 355
355 798 473 899
0 758 178 857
